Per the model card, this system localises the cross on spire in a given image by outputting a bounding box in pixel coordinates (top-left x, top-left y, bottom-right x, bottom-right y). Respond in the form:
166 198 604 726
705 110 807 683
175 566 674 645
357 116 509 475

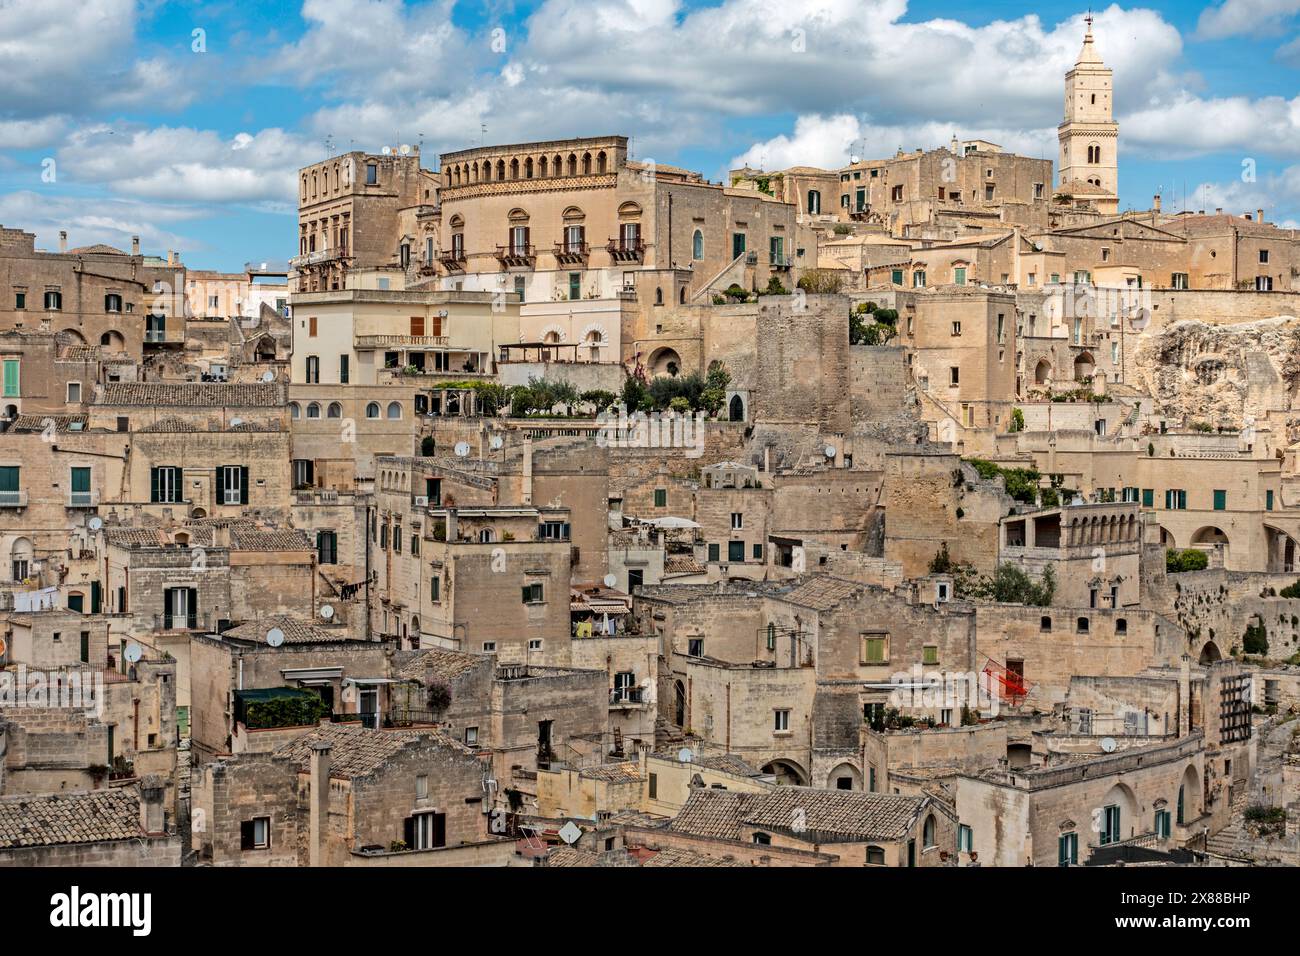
1085 12 1093 32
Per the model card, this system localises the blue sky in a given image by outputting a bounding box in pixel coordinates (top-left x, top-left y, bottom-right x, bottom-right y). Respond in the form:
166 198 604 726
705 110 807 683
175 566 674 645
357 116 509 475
1 0 1297 270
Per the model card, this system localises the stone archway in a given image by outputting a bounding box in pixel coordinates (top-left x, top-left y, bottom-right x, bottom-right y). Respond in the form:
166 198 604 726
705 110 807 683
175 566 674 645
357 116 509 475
648 347 681 378
728 394 745 422
1034 359 1052 384
1198 641 1222 664
761 759 809 786
827 762 862 790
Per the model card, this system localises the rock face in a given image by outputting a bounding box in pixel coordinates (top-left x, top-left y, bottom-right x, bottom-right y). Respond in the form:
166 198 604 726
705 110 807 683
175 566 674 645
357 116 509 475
1132 316 1300 425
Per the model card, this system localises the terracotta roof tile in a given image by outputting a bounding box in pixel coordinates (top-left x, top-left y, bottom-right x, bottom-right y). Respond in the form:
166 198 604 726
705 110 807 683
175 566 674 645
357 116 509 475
0 789 143 848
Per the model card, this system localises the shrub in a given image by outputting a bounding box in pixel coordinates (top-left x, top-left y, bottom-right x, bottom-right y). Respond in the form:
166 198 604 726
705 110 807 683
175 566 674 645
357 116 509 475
1166 548 1209 573
420 435 436 456
796 269 844 294
760 276 788 296
1279 580 1300 599
1009 408 1025 433
1242 623 1269 656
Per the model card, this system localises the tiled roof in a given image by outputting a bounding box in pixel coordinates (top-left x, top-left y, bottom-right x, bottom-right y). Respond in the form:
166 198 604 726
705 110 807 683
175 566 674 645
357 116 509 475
274 723 475 779
579 761 641 783
780 575 865 611
9 414 88 434
229 528 312 551
0 789 142 848
97 382 285 407
641 846 745 867
397 648 489 684
103 522 310 552
670 787 925 843
60 346 101 361
138 417 201 432
694 753 763 778
664 555 707 575
743 787 924 841
68 243 126 255
223 616 352 645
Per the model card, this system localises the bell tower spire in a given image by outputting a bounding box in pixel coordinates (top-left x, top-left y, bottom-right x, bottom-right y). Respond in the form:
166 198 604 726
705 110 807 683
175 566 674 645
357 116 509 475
1057 16 1119 214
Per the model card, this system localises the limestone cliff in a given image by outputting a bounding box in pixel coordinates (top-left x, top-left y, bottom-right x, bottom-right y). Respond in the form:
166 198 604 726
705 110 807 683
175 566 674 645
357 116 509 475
1131 316 1300 425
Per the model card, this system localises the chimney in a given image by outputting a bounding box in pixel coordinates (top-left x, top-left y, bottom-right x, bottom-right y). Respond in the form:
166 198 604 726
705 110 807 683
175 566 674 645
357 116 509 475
1257 208 1265 225
1152 194 1161 213
1215 207 1222 216
521 435 534 505
211 523 230 549
1178 654 1191 738
167 250 176 266
636 741 651 782
131 235 140 256
309 739 332 867
138 774 166 835
58 231 67 253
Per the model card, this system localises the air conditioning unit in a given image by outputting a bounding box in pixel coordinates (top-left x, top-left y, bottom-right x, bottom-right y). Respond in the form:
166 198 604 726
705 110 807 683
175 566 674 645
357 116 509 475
413 495 429 507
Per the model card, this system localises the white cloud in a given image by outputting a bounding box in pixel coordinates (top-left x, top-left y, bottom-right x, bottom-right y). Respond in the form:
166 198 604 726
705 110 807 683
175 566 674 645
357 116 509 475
0 117 69 151
1122 93 1300 158
1183 164 1300 226
0 190 205 255
56 126 318 203
1195 0 1300 39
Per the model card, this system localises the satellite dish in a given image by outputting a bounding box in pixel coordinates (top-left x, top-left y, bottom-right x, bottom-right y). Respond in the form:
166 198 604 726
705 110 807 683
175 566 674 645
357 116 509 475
319 604 334 620
381 146 392 155
230 417 243 427
824 445 837 458
677 747 693 764
124 642 143 663
850 154 861 164
266 627 285 648
558 821 582 846
1100 737 1117 753
489 435 504 450
400 144 411 155
88 516 103 531
261 370 274 383
454 441 471 458
602 574 617 588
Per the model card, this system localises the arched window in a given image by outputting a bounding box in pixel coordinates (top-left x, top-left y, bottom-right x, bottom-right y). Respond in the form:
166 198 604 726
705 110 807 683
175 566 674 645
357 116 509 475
807 189 821 214
655 287 663 305
679 286 687 304
326 402 342 418
306 402 321 419
289 402 301 419
386 401 402 420
922 814 937 848
866 845 886 865
692 229 703 260
366 402 380 419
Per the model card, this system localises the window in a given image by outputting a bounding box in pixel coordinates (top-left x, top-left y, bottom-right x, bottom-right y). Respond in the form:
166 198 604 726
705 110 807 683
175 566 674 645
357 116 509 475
752 831 771 845
529 639 543 651
753 543 763 561
366 402 380 419
958 825 973 853
1213 489 1226 511
953 267 966 286
1256 275 1273 291
305 356 320 383
241 817 271 850
482 641 497 653
104 293 122 312
773 709 790 733
688 638 704 657
653 488 666 507
430 576 440 602
1142 488 1154 508
366 163 378 185
1100 805 1121 846
327 402 342 419
44 290 62 310
866 845 886 865
922 645 938 665
14 291 24 310
951 321 962 336
316 530 337 565
727 540 744 562
707 543 720 562
409 811 446 850
339 355 349 384
521 582 544 604
1155 809 1171 839
648 773 658 799
1040 615 1052 632
891 184 903 202
2 359 18 397
730 512 743 530
148 466 182 504
1260 249 1270 264
913 270 926 287
464 726 478 747
218 465 248 505
514 276 526 303
860 633 887 664
1076 616 1090 634
306 402 320 419
891 269 904 286
1267 489 1274 511
949 366 960 387
1058 832 1078 866
692 230 703 260
1171 272 1189 289
66 382 81 403
922 815 937 848
1165 489 1187 510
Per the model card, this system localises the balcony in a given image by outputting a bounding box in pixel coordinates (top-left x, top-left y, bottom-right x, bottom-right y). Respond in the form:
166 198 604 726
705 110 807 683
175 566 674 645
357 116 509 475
0 490 28 508
494 244 536 268
553 240 589 265
152 611 210 632
609 686 645 708
438 250 466 272
770 253 792 270
355 334 451 350
67 490 99 508
290 247 346 269
607 238 645 263
144 329 167 344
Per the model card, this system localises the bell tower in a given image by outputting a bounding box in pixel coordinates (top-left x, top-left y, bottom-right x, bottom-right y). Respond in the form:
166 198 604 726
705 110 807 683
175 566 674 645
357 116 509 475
1057 16 1118 213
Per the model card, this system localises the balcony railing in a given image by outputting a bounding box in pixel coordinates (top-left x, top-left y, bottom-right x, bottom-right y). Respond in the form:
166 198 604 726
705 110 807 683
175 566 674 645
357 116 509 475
67 491 99 508
152 611 210 632
494 244 536 266
770 253 792 269
289 247 346 269
607 238 645 262
144 329 167 344
0 490 28 508
355 334 450 349
438 250 466 271
610 687 645 707
553 240 589 264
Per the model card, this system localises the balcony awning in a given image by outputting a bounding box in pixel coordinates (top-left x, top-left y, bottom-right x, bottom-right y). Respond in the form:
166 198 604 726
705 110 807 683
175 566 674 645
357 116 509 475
343 677 401 685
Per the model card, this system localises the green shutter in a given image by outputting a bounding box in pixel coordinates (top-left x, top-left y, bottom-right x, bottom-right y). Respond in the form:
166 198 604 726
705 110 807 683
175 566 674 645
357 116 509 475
215 466 224 503
1142 488 1153 508
1267 490 1274 511
150 468 160 502
2 359 18 397
240 467 249 505
1213 489 1226 511
0 466 18 491
71 467 90 493
707 543 719 562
